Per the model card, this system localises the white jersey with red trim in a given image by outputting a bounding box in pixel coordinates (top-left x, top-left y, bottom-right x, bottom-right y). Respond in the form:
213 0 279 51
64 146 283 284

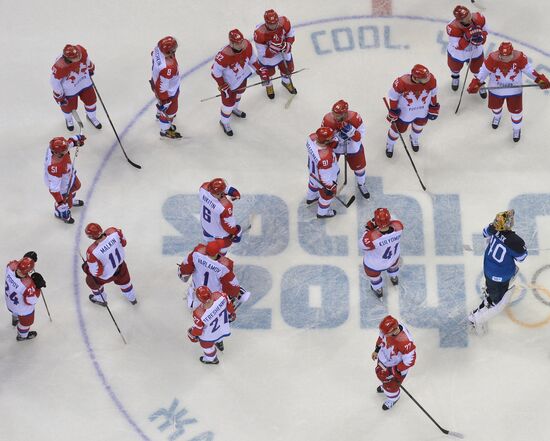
253 17 295 67
321 111 366 155
4 261 40 316
476 50 537 97
305 134 339 188
359 220 404 271
199 184 238 238
50 45 94 98
86 228 126 280
192 292 232 342
388 74 438 123
151 46 181 100
211 41 258 90
446 13 487 62
376 323 416 374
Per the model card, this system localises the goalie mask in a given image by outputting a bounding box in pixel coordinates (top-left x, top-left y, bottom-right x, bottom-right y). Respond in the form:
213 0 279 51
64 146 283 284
493 209 515 231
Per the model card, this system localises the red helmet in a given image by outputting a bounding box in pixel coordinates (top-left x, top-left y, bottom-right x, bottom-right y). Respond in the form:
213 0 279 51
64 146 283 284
411 64 430 81
264 9 279 26
17 257 35 276
374 208 391 229
331 99 349 115
63 44 81 61
196 286 212 304
453 5 470 20
379 315 399 335
205 239 225 257
315 127 335 144
208 178 227 195
229 29 244 44
49 137 69 154
158 36 178 55
85 223 103 240
498 42 514 57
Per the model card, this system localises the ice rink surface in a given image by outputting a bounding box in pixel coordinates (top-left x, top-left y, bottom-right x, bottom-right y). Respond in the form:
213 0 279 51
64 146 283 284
1 0 550 440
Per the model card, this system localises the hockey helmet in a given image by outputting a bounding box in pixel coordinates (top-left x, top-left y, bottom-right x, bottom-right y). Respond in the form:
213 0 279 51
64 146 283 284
374 208 391 229
411 64 430 82
63 44 82 62
493 209 515 231
205 239 225 257
196 286 213 304
264 9 279 29
331 100 349 120
49 137 69 155
379 315 399 335
229 29 245 51
85 223 104 240
16 257 35 277
315 127 335 144
498 42 514 58
158 36 178 55
208 178 227 195
453 5 471 21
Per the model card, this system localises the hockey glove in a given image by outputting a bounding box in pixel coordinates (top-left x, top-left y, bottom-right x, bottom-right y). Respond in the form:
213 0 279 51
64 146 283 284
465 27 486 46
283 41 292 54
81 262 90 274
88 63 95 76
70 134 86 146
390 366 404 383
55 203 71 220
258 67 270 85
231 225 243 243
427 103 440 120
31 272 47 289
227 186 241 200
268 40 285 54
467 78 483 94
229 312 237 323
54 94 68 107
339 123 355 140
187 328 199 343
24 251 38 262
218 83 231 99
365 218 377 231
535 73 550 89
324 182 337 197
386 108 400 123
157 99 171 113
177 264 190 282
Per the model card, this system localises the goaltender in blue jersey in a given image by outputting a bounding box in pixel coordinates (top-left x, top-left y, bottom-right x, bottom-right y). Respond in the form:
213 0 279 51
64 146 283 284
469 209 527 333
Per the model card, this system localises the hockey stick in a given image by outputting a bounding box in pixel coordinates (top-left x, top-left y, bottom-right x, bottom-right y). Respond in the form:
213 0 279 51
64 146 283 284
377 363 464 438
343 140 348 186
31 269 52 322
470 0 486 11
64 110 84 203
90 78 142 169
79 252 127 344
281 56 297 109
382 97 427 191
480 84 541 91
309 174 356 208
200 68 307 102
455 53 474 114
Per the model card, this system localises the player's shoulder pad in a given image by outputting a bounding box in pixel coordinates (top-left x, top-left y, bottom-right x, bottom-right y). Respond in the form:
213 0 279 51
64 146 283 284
365 229 382 242
220 197 233 210
322 113 337 129
281 16 292 31
472 13 486 27
104 227 118 236
446 20 463 37
193 307 205 322
348 111 363 126
218 256 233 270
505 232 526 253
427 74 437 89
211 291 223 302
390 220 404 231
318 148 334 162
195 244 207 254
514 51 528 68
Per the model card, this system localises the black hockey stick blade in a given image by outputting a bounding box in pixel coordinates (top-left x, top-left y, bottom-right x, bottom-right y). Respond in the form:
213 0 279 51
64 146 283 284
446 430 465 438
340 194 356 208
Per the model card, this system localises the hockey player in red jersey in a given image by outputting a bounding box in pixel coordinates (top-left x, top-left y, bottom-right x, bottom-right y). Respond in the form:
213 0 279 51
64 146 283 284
211 29 270 136
305 127 340 219
178 239 248 309
467 42 550 142
44 135 86 224
321 100 369 199
385 64 439 158
4 253 46 341
372 315 416 410
151 36 182 139
359 208 404 298
82 223 137 306
187 286 236 365
253 9 297 99
446 5 488 97
198 178 242 254
50 44 102 131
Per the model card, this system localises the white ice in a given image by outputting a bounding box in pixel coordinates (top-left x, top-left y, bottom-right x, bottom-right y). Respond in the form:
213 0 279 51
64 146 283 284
1 1 550 440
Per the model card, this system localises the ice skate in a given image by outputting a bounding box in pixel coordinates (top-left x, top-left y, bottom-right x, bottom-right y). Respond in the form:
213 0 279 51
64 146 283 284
160 126 182 139
66 117 75 131
130 299 138 305
282 80 297 95
16 331 37 342
219 121 233 137
390 276 399 286
382 398 399 410
409 134 419 152
317 209 336 219
72 199 84 207
86 114 102 129
89 294 107 307
306 196 319 205
492 115 501 129
55 212 75 224
513 129 521 142
451 75 460 91
371 286 383 299
232 109 246 118
266 85 275 99
385 144 394 158
215 341 224 351
358 183 370 199
376 385 384 393
200 356 219 365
